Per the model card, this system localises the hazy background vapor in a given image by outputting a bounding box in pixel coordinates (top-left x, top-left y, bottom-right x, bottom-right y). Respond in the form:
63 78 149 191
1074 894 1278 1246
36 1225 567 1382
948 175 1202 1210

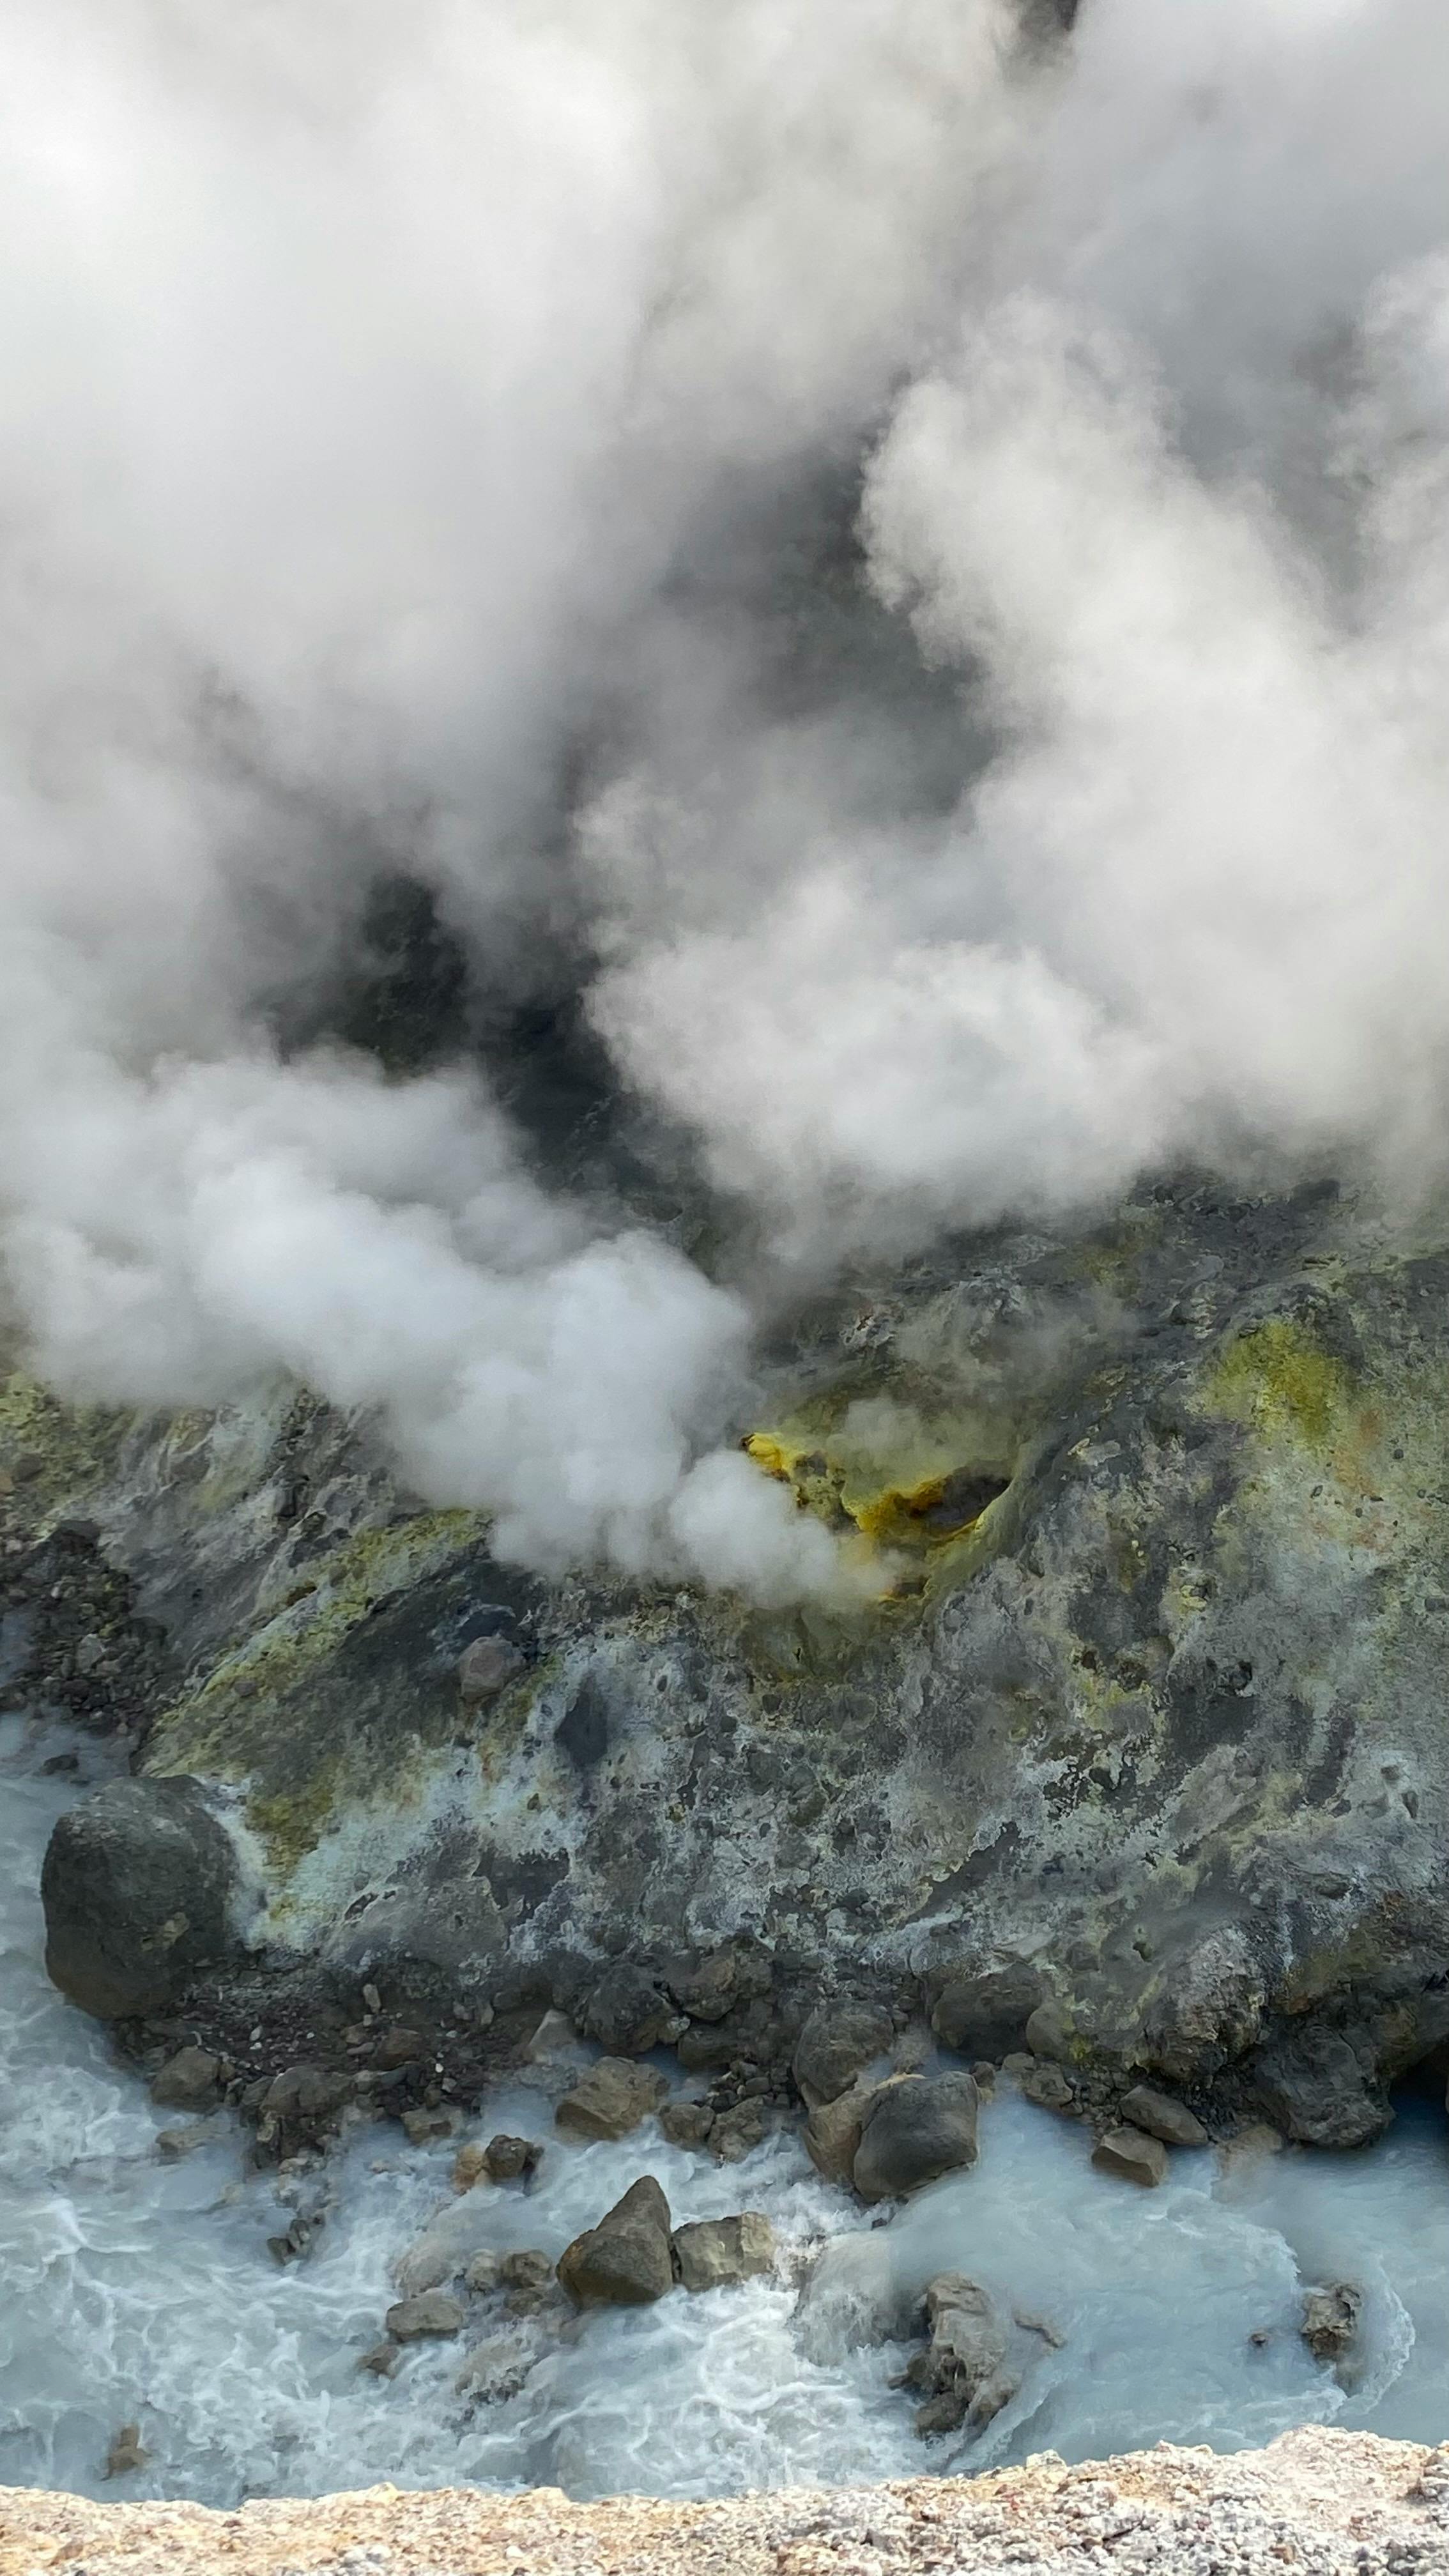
3 0 1448 1595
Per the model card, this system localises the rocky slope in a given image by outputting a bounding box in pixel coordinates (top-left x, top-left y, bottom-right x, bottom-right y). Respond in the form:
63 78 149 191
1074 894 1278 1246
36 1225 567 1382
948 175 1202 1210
14 1174 1449 2159
6 2428 1449 2573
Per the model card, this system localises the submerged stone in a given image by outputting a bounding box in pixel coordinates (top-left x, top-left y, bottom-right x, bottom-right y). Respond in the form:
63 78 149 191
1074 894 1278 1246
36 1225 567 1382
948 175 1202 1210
385 2290 465 2341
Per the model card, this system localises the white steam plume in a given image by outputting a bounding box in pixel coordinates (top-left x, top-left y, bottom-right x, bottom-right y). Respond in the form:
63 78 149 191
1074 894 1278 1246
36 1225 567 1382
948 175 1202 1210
6 0 1449 1597
590 0 1449 1252
0 0 1023 1597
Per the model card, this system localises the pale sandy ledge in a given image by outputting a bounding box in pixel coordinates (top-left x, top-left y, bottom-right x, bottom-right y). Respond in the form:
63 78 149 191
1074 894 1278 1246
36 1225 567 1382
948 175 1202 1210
6 2428 1449 2576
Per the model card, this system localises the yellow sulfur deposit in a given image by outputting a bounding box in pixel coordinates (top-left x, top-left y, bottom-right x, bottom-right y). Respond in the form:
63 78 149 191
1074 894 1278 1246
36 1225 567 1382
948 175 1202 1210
742 1420 1009 1563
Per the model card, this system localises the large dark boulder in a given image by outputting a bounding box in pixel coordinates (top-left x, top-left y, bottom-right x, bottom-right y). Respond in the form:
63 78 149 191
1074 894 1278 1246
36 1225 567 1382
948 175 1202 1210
580 1962 678 2055
42 1776 239 2019
1246 2025 1390 2149
930 1965 1043 2061
557 2176 674 2306
853 2072 980 2203
793 1998 894 2104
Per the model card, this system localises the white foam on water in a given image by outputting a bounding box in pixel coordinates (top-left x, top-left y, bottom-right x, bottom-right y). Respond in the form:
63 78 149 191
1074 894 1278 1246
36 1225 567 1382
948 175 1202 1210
3 1717 1448 2506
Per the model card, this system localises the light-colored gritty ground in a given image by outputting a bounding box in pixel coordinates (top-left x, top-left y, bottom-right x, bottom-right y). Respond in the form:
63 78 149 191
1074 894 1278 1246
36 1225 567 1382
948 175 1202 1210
6 2430 1449 2576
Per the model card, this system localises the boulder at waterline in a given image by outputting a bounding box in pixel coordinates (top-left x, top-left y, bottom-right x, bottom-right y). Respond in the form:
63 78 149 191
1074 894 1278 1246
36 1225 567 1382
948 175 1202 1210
484 2133 541 2180
902 2274 1014 2439
555 2058 668 2142
853 2073 980 2203
1091 2124 1169 2187
805 2076 880 2184
658 2099 714 2149
792 1999 894 2105
42 1776 238 2020
556 2177 673 2307
1247 2026 1390 2150
1119 2083 1209 2149
930 1965 1043 2060
150 2045 222 2110
580 1963 681 2055
500 2249 556 2315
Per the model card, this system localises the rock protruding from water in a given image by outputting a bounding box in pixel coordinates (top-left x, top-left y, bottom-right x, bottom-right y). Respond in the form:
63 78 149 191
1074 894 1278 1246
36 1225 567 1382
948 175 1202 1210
457 2131 540 2186
853 2073 979 2203
671 2212 776 2292
659 2099 715 2149
102 2422 151 2480
793 2000 894 2105
557 2177 673 2306
1119 2085 1209 2149
902 2274 1016 2438
1091 2124 1169 2186
710 2099 767 2161
42 1776 239 2019
1301 2282 1363 2366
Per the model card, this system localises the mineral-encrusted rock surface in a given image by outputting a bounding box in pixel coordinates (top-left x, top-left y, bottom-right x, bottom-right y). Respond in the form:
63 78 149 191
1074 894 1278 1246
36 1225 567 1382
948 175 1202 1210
17 1178 1449 2143
6 2429 1449 2574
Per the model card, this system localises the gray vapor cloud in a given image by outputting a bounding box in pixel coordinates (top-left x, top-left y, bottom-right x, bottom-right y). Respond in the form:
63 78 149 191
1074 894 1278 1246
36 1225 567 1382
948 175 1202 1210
2 0 1448 1595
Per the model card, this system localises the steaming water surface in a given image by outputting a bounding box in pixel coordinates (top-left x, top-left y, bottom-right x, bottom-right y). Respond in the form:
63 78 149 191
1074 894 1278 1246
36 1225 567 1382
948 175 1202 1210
4 1717 1448 2508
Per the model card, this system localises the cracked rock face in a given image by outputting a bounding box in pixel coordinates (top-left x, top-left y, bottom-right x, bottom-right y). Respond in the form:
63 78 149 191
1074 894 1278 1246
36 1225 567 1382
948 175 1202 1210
18 1177 1449 2140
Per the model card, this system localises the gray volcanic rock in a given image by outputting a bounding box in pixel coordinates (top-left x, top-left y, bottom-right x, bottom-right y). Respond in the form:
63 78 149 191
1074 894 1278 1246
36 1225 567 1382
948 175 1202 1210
151 2046 222 2110
1246 2027 1389 2149
804 2078 880 2183
22 1183 1449 2148
1092 2125 1169 2187
793 2000 894 2104
853 2073 979 2203
1301 2283 1362 2366
1119 2085 1209 2149
580 1963 679 2056
41 1776 238 2020
930 1966 1043 2060
903 2275 1014 2439
557 2178 673 2307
